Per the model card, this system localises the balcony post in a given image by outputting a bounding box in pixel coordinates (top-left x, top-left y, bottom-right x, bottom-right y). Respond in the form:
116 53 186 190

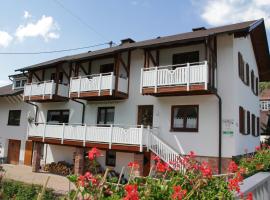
139 125 143 152
187 63 190 91
69 78 72 98
204 61 208 90
98 73 102 96
43 123 47 142
147 125 150 151
50 81 54 99
109 124 113 149
78 76 82 98
83 124 87 147
61 123 65 144
29 83 33 101
140 68 143 94
154 67 158 93
110 72 114 95
42 81 46 99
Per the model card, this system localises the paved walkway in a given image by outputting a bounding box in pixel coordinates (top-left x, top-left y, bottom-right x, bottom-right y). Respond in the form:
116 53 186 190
2 164 76 194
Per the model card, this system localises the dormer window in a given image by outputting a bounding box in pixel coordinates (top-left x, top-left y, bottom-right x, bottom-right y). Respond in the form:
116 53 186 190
13 78 27 89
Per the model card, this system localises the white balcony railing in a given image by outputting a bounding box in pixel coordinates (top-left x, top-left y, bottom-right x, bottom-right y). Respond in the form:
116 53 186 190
28 123 147 152
140 61 208 93
69 72 128 97
23 80 69 100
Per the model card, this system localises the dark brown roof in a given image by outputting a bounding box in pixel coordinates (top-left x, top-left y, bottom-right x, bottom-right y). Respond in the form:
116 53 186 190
0 84 23 97
15 19 270 81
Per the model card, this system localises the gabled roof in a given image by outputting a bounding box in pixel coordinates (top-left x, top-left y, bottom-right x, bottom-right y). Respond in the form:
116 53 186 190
15 19 270 81
0 84 23 97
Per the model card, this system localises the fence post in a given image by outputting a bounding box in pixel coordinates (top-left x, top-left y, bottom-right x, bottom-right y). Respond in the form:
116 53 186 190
43 123 47 142
140 68 143 94
110 72 114 95
147 125 151 151
61 123 65 144
187 63 190 91
83 124 87 147
139 125 144 152
109 124 113 149
204 61 208 90
154 67 158 93
99 74 102 96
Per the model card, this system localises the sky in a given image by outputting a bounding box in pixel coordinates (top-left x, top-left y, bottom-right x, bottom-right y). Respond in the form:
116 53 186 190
0 0 270 86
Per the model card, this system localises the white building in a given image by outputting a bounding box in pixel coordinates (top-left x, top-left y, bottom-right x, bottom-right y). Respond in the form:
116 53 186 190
1 19 269 175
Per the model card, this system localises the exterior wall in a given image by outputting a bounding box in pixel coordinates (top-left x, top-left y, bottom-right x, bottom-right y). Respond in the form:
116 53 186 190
0 98 34 163
233 35 260 155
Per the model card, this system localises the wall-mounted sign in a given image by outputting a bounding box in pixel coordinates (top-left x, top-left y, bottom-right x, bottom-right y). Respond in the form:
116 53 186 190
222 119 234 136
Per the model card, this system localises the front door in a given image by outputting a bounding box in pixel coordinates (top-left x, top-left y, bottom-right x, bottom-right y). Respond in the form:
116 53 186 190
137 105 154 127
24 140 33 166
7 139 21 165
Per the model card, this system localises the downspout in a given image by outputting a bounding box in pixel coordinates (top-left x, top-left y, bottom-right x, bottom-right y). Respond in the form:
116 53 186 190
214 93 222 174
71 99 86 124
25 101 39 123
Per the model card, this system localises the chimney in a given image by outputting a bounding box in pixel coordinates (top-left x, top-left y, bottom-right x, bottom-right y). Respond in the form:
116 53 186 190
192 27 207 32
120 38 135 45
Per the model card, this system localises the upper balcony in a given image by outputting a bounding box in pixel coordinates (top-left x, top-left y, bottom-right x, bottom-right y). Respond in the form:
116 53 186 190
69 72 128 100
140 61 210 96
23 80 69 102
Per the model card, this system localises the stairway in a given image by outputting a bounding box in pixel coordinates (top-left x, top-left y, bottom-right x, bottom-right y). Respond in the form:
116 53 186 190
147 132 185 172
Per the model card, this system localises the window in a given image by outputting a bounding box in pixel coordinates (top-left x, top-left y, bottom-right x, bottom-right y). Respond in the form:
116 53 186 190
245 64 250 86
8 110 21 126
260 101 270 111
100 63 114 74
238 52 245 82
47 110 69 124
97 107 115 125
247 111 250 135
252 114 256 136
13 79 27 89
50 72 64 83
172 51 199 66
106 150 116 166
171 105 199 132
239 106 245 134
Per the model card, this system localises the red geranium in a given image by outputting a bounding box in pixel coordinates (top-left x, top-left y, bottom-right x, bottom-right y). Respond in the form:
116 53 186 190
199 161 212 178
171 185 187 200
128 161 140 169
123 184 139 200
88 147 101 160
246 192 253 200
228 161 238 173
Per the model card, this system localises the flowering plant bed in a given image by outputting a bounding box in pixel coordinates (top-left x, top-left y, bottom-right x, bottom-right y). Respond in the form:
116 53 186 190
67 148 254 200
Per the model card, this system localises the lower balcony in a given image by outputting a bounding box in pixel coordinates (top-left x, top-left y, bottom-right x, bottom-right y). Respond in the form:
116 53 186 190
140 61 210 96
69 73 128 100
23 81 69 102
28 123 148 152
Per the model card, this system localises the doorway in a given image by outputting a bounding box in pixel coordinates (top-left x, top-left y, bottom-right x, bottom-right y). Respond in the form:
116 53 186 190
24 140 33 166
7 139 21 165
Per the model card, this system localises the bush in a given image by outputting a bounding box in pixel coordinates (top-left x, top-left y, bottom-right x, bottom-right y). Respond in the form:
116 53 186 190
0 180 61 200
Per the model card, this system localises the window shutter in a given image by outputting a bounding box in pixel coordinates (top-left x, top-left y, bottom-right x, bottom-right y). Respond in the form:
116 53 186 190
246 64 250 86
247 111 250 134
255 77 259 96
239 106 245 134
251 70 254 92
252 114 255 136
257 117 260 137
238 52 241 78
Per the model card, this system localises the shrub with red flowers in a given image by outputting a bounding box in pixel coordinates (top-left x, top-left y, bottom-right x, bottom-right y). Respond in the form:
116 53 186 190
67 147 257 199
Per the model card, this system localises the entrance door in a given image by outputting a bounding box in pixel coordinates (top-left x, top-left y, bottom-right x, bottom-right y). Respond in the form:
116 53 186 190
137 105 154 127
24 140 33 166
7 139 21 165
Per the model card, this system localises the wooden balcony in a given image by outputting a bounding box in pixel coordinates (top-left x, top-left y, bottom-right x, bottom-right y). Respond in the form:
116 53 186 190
23 81 69 102
69 72 128 100
28 122 147 152
140 61 211 96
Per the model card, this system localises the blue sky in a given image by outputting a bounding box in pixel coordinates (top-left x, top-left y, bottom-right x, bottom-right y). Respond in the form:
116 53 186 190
0 0 270 86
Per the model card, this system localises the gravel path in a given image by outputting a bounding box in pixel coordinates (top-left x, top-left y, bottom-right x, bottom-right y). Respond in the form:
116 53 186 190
2 164 76 194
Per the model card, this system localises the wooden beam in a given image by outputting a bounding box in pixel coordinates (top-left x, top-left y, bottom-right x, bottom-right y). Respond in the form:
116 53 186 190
88 61 92 75
55 66 60 95
79 62 87 75
114 54 120 93
144 50 147 68
75 63 79 77
127 50 131 96
68 62 73 78
33 71 41 82
148 51 157 66
41 69 45 81
119 54 128 73
156 50 160 66
59 64 69 79
28 71 33 83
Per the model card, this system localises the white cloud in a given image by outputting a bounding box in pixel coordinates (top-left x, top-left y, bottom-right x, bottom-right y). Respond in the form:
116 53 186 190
0 80 11 87
15 15 60 41
195 0 270 29
0 31 13 48
23 11 31 19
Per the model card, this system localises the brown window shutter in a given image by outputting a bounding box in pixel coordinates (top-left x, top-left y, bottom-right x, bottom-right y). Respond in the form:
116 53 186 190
247 111 250 134
246 64 249 86
257 117 260 136
255 77 259 96
239 106 245 134
252 114 255 136
251 70 254 92
238 52 241 78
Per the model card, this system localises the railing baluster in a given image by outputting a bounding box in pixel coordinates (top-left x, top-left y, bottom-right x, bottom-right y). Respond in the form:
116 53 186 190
61 123 65 144
154 67 158 93
109 124 113 149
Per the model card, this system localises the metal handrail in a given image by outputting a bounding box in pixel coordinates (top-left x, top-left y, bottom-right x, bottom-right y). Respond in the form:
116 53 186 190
142 61 207 71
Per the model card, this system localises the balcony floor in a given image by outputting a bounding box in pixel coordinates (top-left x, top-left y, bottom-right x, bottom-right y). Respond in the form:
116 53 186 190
28 136 145 152
24 94 69 102
69 90 128 101
142 84 212 96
